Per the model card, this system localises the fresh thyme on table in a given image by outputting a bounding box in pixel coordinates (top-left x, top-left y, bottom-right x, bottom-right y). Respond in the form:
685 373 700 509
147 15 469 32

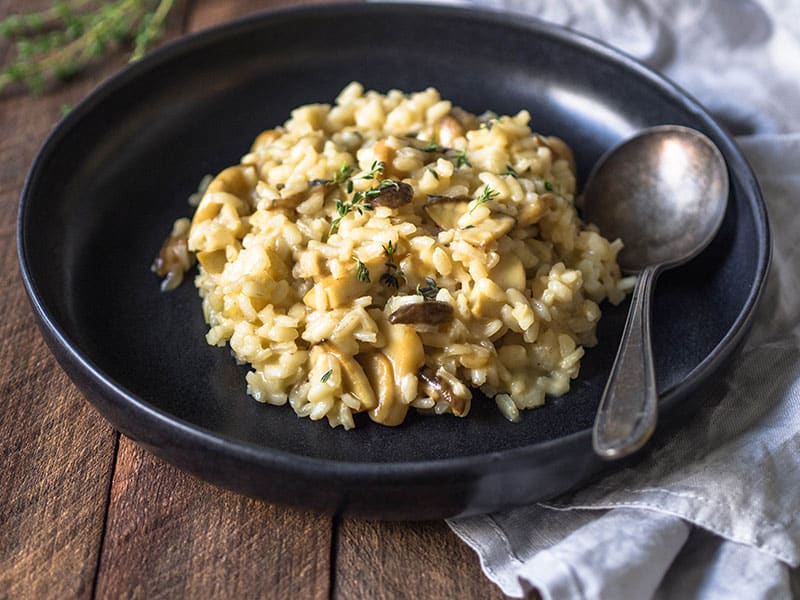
0 0 177 94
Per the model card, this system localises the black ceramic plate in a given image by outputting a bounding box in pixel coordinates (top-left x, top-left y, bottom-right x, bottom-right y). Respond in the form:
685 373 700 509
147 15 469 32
18 3 769 519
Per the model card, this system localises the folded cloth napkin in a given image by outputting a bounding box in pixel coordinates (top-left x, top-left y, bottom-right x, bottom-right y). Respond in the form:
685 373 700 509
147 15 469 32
446 1 800 598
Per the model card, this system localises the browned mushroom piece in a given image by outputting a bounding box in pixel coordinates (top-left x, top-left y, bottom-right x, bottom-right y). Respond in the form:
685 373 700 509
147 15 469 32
436 114 466 148
418 366 470 417
370 181 414 208
387 301 454 326
152 218 196 291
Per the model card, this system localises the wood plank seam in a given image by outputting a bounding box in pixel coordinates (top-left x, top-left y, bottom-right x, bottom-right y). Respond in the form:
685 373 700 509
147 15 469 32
90 431 120 600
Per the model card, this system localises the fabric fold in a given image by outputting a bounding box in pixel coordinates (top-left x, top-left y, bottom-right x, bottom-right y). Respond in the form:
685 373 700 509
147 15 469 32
448 132 800 597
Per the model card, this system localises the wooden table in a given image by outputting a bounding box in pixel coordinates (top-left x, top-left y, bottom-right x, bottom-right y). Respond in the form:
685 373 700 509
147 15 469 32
0 1 508 597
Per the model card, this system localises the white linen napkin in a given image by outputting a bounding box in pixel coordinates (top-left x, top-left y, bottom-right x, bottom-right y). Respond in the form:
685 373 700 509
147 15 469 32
446 1 800 597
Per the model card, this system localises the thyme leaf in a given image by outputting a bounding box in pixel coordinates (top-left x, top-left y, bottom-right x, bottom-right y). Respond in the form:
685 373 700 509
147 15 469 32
448 149 472 169
354 257 370 282
416 276 439 300
380 241 403 289
332 163 355 185
360 160 385 181
469 185 499 213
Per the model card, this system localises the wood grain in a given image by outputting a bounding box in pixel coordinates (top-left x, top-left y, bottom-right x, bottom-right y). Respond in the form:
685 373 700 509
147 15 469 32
93 437 331 600
186 0 348 32
1 1 510 598
91 3 334 599
334 520 508 599
0 0 124 595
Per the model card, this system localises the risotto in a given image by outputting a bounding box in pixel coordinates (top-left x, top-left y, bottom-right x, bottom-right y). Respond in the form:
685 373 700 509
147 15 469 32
168 83 630 429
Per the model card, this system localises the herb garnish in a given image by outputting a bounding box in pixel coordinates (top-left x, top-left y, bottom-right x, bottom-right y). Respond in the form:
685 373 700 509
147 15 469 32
449 149 472 169
332 163 355 185
330 194 374 234
422 141 444 153
416 277 439 300
504 165 519 178
427 168 440 181
364 178 400 199
469 185 499 213
320 369 333 383
0 0 177 94
544 180 554 191
354 257 371 282
360 160 385 181
380 241 403 289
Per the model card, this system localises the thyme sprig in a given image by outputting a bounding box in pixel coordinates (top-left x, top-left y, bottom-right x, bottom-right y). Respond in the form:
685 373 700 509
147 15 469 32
353 257 370 283
330 192 374 234
469 185 499 213
0 0 177 95
332 163 355 186
380 240 403 289
450 149 472 169
359 160 385 181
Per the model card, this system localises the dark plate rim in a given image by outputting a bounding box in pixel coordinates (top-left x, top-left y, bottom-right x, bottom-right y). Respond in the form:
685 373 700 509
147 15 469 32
17 2 771 483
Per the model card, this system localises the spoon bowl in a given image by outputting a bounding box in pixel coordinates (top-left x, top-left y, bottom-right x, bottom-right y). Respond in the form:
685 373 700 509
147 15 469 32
583 125 729 459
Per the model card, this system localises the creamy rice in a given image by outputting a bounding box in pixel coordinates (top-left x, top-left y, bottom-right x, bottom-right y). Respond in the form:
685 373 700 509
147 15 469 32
184 83 630 429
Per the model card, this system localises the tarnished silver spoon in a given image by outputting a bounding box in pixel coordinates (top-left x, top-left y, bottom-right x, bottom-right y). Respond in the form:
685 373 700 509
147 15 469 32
582 125 729 459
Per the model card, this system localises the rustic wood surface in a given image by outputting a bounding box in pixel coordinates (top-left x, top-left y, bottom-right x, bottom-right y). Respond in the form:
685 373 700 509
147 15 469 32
0 1 507 598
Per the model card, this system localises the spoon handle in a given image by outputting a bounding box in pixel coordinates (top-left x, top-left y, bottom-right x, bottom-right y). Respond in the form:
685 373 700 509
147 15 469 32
592 265 659 459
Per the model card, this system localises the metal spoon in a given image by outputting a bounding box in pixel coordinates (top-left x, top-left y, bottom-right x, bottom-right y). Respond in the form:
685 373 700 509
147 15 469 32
582 125 729 459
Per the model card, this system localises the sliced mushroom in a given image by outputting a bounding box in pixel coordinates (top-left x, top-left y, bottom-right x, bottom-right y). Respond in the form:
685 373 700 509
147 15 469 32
418 366 471 417
490 253 526 291
319 343 377 410
449 107 480 132
251 128 281 151
370 181 413 208
517 193 553 227
364 320 424 426
372 139 403 179
152 218 196 291
303 272 371 310
544 135 576 175
400 136 447 153
360 351 407 426
205 165 257 199
436 114 466 148
423 196 471 230
388 301 453 326
270 185 328 211
456 214 516 248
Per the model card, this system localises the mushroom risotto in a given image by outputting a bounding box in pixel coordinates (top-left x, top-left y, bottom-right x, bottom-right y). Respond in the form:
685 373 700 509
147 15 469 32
161 83 631 429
